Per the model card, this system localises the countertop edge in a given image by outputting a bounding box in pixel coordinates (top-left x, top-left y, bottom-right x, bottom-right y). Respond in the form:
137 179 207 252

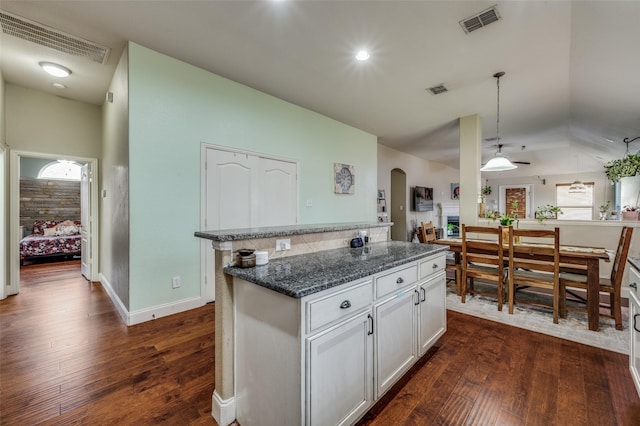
224 243 449 298
195 221 392 242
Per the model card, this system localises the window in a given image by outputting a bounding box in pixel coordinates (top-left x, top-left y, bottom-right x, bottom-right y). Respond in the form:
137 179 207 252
37 160 81 181
556 183 594 220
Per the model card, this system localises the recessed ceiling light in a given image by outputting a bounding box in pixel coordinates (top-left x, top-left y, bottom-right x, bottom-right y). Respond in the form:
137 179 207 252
355 50 370 61
52 82 66 89
39 62 71 77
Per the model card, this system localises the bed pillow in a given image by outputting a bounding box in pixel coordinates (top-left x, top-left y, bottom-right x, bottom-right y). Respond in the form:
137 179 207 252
43 227 58 237
33 220 59 235
56 220 79 236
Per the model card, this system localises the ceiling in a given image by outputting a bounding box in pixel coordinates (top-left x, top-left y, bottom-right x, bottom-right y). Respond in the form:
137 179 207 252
2 1 639 179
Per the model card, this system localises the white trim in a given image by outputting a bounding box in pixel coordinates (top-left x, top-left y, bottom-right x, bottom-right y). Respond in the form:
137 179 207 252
211 390 236 426
99 273 129 325
9 150 100 295
99 273 204 326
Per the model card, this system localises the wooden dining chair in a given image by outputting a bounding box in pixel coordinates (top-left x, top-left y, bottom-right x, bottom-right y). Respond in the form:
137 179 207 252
422 221 461 295
560 226 633 330
461 225 505 310
507 227 561 323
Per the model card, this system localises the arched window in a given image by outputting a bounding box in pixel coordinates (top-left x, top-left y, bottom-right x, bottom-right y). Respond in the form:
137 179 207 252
37 161 82 181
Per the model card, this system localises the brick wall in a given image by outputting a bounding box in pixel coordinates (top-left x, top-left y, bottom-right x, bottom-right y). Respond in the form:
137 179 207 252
20 177 81 230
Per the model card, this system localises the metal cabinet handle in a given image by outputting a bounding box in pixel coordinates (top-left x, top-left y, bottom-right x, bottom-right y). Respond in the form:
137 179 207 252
421 287 426 302
396 277 404 284
631 283 638 290
635 314 640 333
432 263 438 269
367 314 374 335
414 289 420 305
340 300 351 309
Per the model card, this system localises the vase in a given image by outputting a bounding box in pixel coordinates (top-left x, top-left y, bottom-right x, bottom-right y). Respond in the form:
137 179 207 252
622 211 639 221
479 202 485 218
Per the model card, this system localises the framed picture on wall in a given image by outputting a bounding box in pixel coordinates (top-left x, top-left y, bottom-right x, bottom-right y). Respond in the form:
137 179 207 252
334 163 355 194
451 183 460 200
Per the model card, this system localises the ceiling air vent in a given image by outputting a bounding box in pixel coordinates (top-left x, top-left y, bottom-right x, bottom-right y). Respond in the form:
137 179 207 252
427 84 448 95
0 11 111 64
459 5 501 34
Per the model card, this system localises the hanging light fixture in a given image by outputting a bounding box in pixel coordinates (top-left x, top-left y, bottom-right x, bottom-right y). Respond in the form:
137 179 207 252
481 72 517 172
568 154 586 193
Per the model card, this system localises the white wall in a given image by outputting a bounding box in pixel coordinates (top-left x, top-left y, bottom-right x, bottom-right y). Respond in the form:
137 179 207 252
0 71 5 295
378 144 460 241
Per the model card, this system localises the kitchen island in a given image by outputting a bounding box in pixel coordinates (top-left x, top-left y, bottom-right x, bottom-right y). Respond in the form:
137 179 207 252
224 241 448 426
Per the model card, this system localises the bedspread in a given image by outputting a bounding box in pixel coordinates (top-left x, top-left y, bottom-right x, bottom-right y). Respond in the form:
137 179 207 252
19 234 81 260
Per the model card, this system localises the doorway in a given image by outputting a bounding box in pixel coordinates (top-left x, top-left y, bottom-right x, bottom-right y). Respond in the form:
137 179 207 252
390 168 407 241
8 151 99 296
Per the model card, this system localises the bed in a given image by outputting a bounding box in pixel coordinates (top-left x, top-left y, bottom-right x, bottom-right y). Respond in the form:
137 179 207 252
20 220 82 265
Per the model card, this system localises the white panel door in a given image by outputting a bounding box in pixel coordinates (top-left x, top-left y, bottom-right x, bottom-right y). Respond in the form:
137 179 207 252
80 163 91 280
202 147 298 302
374 287 418 399
418 273 446 356
307 311 373 426
257 157 297 226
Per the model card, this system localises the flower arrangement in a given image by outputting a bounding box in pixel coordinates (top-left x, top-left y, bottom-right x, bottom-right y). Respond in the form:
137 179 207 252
604 154 640 183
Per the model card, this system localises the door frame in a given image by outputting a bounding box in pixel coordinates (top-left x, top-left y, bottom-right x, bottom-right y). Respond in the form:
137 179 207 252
499 184 533 219
8 150 99 295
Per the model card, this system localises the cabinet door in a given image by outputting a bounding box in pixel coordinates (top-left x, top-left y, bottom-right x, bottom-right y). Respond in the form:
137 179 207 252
307 310 373 426
374 286 418 399
630 289 640 397
418 272 447 356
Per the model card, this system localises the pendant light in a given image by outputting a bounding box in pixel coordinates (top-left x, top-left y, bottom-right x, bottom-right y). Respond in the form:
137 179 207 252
481 72 517 172
568 154 586 193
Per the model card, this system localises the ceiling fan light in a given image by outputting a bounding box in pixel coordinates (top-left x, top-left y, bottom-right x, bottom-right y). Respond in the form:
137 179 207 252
568 180 587 193
480 153 518 172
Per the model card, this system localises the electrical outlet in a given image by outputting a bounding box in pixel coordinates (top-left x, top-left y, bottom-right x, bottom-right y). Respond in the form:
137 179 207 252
276 238 291 251
172 276 181 289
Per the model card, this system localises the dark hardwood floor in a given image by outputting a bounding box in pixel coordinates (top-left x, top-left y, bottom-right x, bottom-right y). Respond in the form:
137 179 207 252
2 261 639 425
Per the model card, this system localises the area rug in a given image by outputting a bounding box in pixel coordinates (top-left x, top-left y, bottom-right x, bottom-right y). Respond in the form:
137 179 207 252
446 286 629 355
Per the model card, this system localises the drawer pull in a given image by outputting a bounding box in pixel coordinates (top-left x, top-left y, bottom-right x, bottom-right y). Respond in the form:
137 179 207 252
367 314 374 335
635 314 640 333
421 287 426 302
414 289 420 306
396 277 404 284
432 263 438 269
339 300 352 309
631 283 638 290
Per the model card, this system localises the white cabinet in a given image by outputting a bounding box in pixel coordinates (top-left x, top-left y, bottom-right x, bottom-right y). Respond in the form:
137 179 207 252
629 266 640 397
234 253 446 426
418 273 447 356
374 285 418 398
307 310 373 426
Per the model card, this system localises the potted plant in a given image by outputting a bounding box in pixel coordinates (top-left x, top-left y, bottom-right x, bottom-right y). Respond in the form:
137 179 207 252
478 185 492 217
535 205 563 223
622 206 640 221
599 201 610 220
604 154 640 183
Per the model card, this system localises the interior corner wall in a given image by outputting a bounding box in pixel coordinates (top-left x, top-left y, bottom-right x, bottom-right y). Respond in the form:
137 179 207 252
377 143 460 239
101 45 130 310
126 42 377 313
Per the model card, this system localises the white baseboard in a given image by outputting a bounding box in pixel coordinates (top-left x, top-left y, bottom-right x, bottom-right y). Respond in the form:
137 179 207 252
99 273 204 326
99 273 129 324
212 390 236 426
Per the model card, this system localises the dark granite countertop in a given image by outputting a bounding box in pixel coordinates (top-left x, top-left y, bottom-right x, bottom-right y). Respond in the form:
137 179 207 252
195 221 392 242
628 258 640 271
223 241 448 298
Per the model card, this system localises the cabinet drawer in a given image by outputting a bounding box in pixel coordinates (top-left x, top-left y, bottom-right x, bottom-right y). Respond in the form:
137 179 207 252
306 280 373 334
419 254 446 280
375 264 418 299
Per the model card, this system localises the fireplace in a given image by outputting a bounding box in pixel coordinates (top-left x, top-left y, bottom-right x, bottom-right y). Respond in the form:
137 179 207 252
447 215 460 237
438 202 460 238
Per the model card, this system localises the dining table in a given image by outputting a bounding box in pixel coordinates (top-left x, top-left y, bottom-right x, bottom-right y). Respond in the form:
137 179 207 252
433 237 611 331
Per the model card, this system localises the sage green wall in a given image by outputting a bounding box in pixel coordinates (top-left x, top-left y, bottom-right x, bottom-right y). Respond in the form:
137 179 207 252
127 43 377 311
